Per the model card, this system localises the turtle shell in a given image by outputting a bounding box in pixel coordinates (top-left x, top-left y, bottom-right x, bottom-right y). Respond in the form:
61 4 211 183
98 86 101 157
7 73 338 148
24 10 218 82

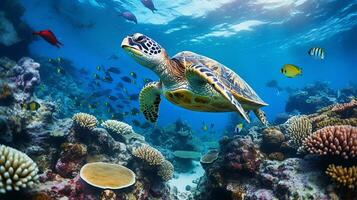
172 51 268 107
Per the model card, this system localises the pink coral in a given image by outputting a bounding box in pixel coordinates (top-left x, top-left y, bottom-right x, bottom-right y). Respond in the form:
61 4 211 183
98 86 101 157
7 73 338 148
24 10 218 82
331 99 357 113
303 125 357 159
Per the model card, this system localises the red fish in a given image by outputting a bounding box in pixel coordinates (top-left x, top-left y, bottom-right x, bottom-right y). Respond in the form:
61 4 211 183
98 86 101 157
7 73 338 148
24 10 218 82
33 30 63 48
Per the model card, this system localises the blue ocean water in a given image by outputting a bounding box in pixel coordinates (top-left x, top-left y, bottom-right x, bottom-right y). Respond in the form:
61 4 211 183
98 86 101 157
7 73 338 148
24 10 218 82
18 0 357 133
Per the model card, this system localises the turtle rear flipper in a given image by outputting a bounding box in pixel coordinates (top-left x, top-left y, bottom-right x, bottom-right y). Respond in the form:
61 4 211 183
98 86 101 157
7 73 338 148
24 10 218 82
253 109 269 127
185 64 250 123
139 81 162 123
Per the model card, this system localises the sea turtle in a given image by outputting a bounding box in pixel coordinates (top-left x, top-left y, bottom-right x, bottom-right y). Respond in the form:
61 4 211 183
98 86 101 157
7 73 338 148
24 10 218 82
121 33 269 125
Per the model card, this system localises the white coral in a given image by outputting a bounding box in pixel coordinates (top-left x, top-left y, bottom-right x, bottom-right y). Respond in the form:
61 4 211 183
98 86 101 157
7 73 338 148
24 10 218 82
0 145 39 193
101 120 134 135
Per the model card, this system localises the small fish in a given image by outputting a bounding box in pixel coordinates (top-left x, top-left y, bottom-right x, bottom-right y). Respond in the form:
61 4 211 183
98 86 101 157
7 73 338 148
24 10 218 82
57 57 62 62
108 95 118 101
33 30 63 48
129 94 139 101
121 76 132 83
90 89 112 98
210 123 214 129
103 73 113 83
140 0 157 13
88 103 98 109
235 123 243 133
93 73 100 79
96 65 102 71
308 47 325 59
131 108 140 115
107 67 121 74
22 101 41 111
143 78 153 85
132 119 141 127
107 54 119 60
202 122 208 131
130 72 137 79
56 67 65 75
281 64 302 78
121 11 138 24
104 102 110 107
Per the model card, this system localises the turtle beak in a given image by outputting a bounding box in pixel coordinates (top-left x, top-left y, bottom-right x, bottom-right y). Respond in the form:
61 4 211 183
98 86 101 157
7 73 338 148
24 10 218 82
121 37 143 57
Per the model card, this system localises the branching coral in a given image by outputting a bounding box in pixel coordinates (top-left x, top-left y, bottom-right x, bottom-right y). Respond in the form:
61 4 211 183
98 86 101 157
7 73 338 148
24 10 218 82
326 164 357 190
0 144 39 193
72 112 97 130
157 160 174 182
132 145 164 166
303 125 357 159
316 118 357 129
286 115 312 148
101 120 134 135
331 99 357 113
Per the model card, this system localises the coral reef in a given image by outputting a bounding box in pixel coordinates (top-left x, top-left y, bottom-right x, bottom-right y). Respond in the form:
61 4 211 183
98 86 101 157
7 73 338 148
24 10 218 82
80 162 136 189
326 164 357 190
72 112 98 131
0 144 39 193
157 160 174 182
100 190 116 200
286 115 312 148
302 125 356 159
132 145 164 166
101 119 134 135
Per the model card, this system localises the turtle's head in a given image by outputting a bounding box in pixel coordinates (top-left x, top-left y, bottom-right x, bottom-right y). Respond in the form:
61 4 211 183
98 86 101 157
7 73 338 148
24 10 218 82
121 33 167 69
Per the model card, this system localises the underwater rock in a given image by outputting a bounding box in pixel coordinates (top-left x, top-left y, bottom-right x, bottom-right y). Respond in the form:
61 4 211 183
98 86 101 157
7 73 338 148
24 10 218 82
262 127 285 152
55 143 87 178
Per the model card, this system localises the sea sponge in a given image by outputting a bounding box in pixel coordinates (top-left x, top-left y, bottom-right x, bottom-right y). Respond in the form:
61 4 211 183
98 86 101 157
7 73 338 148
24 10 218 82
0 144 39 193
157 160 174 182
72 112 98 130
303 125 357 159
326 164 357 190
80 162 135 189
132 145 164 166
101 120 134 135
316 118 357 129
286 115 312 148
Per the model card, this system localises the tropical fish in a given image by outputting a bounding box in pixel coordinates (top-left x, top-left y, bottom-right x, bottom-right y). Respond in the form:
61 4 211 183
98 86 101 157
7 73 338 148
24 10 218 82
103 73 113 83
121 76 132 83
90 89 112 98
143 78 153 85
130 72 137 79
56 67 65 75
132 119 141 127
93 73 100 80
121 11 137 24
108 95 118 101
308 47 325 59
88 102 98 109
104 102 110 107
131 108 140 115
33 30 63 48
140 0 157 13
96 65 102 71
202 122 208 131
235 123 243 133
22 101 41 111
128 94 139 101
107 67 121 74
281 64 302 78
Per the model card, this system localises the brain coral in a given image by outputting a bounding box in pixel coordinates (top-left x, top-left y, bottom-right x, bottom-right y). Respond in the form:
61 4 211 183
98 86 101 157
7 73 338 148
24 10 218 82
157 160 174 182
303 125 357 159
286 115 312 148
132 145 164 166
80 162 135 189
326 164 357 190
101 120 134 135
0 144 39 193
72 113 98 130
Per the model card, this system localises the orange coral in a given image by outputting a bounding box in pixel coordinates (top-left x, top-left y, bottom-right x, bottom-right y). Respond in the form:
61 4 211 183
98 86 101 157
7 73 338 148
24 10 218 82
331 99 357 113
303 125 357 159
326 164 357 190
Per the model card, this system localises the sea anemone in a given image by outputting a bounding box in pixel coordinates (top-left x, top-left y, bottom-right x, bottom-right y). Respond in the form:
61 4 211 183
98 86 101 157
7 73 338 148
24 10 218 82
0 144 39 193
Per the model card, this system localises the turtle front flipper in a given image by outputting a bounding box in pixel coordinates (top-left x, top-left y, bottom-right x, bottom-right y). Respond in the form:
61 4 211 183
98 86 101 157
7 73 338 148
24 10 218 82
185 64 250 123
253 109 269 126
139 81 162 123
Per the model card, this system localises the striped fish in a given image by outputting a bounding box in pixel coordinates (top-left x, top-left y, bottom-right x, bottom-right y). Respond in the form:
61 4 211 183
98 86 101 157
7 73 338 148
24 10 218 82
308 47 325 59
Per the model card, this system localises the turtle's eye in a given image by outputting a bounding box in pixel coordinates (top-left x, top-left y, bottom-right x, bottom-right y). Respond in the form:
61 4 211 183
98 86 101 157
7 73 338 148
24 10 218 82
135 35 145 42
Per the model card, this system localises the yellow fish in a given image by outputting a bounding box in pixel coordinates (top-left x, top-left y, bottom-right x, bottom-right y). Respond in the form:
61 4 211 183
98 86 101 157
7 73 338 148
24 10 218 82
281 64 302 78
235 123 243 133
22 101 41 111
202 122 208 131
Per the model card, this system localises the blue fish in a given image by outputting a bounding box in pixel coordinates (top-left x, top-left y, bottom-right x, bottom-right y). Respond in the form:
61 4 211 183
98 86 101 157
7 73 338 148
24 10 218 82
140 0 157 13
121 11 137 24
